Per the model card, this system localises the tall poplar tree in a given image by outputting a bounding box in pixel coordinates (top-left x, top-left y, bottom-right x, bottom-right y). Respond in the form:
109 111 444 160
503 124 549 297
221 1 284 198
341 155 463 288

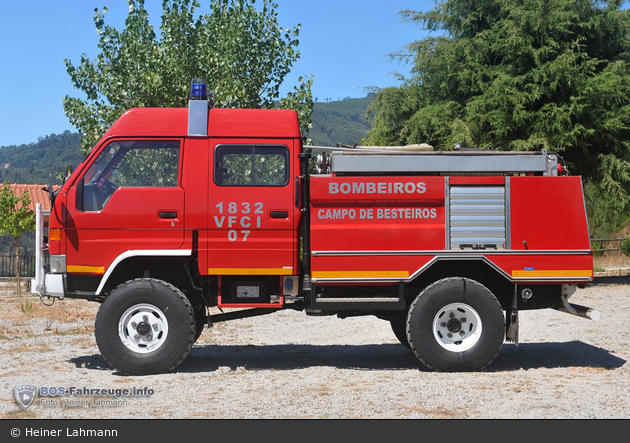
64 0 313 155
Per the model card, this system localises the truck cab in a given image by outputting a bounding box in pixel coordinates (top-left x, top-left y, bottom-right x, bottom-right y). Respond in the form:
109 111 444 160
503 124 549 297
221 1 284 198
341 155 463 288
38 105 303 304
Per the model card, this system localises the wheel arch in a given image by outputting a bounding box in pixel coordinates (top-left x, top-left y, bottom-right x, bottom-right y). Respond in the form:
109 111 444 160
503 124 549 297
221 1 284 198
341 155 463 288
96 250 197 298
406 257 513 310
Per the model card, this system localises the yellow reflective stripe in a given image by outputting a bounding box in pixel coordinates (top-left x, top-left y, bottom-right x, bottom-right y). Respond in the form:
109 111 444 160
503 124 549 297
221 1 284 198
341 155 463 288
312 270 409 279
67 265 105 275
208 268 293 275
511 270 593 278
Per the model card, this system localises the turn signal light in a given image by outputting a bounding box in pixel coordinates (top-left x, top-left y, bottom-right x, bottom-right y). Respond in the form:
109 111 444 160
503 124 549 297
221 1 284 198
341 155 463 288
49 229 62 242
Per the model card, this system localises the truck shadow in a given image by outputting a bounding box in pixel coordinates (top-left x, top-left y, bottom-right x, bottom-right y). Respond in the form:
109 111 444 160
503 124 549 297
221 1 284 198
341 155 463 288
491 341 626 372
68 341 625 374
590 275 630 286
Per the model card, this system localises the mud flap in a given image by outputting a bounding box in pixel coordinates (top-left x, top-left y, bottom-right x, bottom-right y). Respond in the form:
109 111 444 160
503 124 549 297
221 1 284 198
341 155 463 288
506 283 519 345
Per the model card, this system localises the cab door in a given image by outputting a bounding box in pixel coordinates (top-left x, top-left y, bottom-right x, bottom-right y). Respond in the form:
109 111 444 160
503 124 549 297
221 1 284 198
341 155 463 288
65 139 185 274
207 141 297 276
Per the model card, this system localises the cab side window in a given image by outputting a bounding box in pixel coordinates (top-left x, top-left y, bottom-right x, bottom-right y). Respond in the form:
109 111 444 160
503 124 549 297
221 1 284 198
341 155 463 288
79 140 180 212
214 145 289 186
108 142 180 187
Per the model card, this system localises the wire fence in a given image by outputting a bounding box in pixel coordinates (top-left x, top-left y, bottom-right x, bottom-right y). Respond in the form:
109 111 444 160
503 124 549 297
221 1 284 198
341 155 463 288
591 238 624 253
0 256 35 278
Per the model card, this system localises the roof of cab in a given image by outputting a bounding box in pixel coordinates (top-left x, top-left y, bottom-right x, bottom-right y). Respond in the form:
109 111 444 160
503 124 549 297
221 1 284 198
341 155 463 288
103 107 301 140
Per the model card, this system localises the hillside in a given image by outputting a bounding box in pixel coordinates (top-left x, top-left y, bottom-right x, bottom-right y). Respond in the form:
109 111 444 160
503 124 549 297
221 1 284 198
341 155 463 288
0 131 84 185
0 96 375 185
307 95 374 147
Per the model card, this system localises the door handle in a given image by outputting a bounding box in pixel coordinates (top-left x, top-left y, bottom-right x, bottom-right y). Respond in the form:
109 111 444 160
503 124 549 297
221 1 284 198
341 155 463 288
270 211 289 219
159 211 178 219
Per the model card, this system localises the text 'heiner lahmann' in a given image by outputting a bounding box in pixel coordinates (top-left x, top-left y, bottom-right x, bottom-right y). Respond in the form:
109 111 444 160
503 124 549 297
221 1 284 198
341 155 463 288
25 428 118 437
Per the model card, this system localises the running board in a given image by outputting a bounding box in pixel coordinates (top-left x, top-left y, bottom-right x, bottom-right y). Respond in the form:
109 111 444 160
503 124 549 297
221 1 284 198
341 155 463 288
307 282 406 311
210 308 279 323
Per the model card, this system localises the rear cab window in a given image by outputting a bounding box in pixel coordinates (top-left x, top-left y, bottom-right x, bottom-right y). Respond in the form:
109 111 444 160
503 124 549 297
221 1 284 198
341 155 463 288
214 145 289 187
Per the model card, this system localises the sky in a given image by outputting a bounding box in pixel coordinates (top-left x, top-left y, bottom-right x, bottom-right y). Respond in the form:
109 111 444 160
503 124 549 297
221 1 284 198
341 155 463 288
0 0 436 148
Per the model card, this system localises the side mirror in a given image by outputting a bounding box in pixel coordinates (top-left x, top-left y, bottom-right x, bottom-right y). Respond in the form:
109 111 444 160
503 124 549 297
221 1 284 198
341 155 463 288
48 174 54 202
76 177 84 212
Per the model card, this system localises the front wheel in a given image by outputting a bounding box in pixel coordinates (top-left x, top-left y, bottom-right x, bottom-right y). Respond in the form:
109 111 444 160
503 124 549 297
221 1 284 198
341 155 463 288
407 277 504 372
95 278 196 375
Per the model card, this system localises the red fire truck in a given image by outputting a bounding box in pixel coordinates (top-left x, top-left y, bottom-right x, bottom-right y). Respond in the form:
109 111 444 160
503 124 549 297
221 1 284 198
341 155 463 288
31 80 599 375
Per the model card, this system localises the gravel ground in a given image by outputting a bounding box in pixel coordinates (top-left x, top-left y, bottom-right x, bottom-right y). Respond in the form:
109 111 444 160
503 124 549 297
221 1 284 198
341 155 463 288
0 277 628 419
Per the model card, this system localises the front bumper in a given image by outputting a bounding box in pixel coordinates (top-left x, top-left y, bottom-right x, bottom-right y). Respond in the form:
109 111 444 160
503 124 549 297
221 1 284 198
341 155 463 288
31 273 65 299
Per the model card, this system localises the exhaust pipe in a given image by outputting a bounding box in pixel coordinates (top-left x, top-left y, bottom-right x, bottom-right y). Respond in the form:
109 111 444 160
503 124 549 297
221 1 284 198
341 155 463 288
554 284 601 321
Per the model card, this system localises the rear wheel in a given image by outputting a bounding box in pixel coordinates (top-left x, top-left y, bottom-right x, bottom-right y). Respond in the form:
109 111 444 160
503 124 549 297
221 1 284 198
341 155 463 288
407 277 504 372
95 278 196 375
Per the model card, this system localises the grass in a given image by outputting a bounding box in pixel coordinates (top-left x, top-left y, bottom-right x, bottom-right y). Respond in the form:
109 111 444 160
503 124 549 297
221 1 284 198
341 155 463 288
2 409 38 419
20 299 33 314
593 250 630 274
0 297 98 340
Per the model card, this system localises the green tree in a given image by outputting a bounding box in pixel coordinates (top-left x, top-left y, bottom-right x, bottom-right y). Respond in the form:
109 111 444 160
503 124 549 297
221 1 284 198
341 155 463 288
366 0 630 211
0 181 36 297
64 0 314 154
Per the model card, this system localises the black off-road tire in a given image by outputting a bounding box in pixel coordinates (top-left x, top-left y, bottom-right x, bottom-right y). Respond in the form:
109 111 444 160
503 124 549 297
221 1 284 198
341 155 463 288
194 307 208 343
390 320 411 349
407 277 505 372
95 278 196 375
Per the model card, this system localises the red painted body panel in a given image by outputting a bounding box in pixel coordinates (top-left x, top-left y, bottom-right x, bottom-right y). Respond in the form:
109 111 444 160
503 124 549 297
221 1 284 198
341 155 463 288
510 176 590 250
309 174 592 284
181 138 210 273
449 176 506 186
48 193 67 256
490 254 593 279
65 186 186 273
309 176 444 278
311 255 437 280
310 176 445 253
101 108 300 139
206 138 299 275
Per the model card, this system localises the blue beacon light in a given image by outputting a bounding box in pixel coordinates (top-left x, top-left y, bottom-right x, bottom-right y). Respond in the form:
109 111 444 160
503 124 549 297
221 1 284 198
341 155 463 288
190 78 207 100
188 78 210 136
